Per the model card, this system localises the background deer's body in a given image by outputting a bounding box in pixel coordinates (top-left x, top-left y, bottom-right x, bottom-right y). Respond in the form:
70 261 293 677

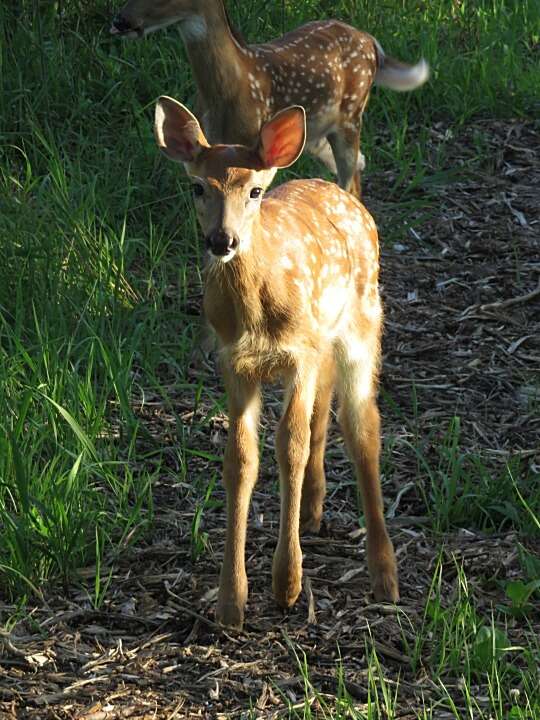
154 98 399 629
113 0 429 196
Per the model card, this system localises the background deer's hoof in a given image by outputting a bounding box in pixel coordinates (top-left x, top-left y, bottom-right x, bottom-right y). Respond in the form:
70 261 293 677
300 514 322 535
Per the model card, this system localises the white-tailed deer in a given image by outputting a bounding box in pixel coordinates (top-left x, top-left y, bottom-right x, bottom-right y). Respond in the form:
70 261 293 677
113 0 428 196
154 96 399 629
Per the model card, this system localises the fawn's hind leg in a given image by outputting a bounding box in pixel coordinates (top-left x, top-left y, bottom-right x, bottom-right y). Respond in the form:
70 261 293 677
335 335 399 602
300 352 335 534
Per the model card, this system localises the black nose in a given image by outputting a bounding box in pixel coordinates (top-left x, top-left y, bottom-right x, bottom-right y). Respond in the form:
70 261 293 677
112 14 133 33
206 230 238 256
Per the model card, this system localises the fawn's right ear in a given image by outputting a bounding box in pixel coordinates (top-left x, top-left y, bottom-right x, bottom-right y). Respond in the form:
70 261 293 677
154 96 209 163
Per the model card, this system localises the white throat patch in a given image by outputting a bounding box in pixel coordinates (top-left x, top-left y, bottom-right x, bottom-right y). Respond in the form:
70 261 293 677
179 16 208 42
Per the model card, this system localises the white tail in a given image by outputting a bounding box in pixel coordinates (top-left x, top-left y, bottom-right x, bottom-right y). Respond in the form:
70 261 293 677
113 0 429 198
154 96 400 629
374 39 430 91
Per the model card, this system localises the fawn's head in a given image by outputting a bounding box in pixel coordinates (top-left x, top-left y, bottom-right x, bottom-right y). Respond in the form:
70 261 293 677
111 0 208 38
154 96 306 262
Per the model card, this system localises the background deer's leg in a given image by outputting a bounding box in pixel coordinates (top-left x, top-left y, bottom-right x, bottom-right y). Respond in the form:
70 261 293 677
327 125 363 199
335 335 399 602
273 366 317 608
307 137 338 175
351 174 361 199
216 369 261 629
300 351 335 534
351 94 370 199
351 148 366 200
307 137 366 191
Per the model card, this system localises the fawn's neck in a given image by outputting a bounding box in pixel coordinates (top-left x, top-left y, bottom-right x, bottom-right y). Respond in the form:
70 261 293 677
178 1 249 106
205 219 288 339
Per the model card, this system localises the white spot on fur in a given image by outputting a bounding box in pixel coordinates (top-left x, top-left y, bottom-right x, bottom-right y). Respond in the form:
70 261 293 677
281 256 293 269
318 284 349 315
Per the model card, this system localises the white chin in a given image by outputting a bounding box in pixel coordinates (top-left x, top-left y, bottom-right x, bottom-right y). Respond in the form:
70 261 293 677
141 25 162 36
209 249 237 264
109 27 140 39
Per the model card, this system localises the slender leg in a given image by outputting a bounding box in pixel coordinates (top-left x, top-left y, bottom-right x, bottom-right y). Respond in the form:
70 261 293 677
351 94 371 199
273 367 317 608
336 337 399 602
300 353 335 534
351 124 364 201
307 137 365 193
216 369 261 629
351 170 362 201
328 126 362 199
306 137 338 174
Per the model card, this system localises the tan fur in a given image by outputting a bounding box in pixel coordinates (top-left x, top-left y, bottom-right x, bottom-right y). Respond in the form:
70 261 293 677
113 0 428 198
154 100 399 629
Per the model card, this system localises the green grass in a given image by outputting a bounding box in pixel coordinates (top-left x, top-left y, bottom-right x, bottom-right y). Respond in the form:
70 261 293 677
395 415 540 534
0 0 539 716
273 557 540 719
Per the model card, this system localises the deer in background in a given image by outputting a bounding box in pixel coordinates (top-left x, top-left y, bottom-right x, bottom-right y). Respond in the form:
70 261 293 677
112 0 429 197
153 96 399 629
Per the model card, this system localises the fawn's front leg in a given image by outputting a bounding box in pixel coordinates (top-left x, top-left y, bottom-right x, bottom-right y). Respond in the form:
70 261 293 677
216 370 261 629
273 368 317 608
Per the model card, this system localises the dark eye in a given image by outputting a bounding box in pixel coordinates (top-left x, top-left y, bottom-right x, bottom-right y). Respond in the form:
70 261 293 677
250 187 263 199
192 183 204 197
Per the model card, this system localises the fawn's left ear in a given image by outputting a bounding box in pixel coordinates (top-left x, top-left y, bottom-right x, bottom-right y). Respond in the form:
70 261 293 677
154 96 209 163
258 106 306 169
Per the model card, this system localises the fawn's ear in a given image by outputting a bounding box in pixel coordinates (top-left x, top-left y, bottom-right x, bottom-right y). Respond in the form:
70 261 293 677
154 96 209 163
258 106 306 169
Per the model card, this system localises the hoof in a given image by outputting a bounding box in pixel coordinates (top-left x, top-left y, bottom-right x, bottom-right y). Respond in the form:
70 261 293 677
372 566 400 603
273 577 302 609
273 545 303 608
368 534 400 603
215 599 245 630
